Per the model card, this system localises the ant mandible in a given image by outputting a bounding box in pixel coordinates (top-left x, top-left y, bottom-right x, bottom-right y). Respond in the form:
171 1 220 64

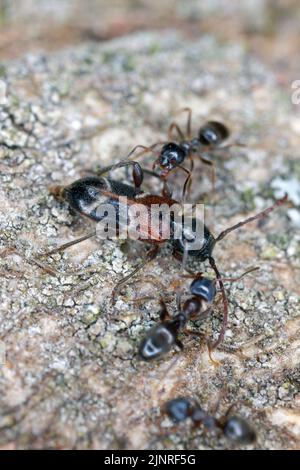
126 108 233 200
139 267 257 360
165 396 256 445
44 159 287 311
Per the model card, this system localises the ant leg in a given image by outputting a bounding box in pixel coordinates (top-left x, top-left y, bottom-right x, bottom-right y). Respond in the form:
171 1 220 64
159 300 170 321
142 168 163 179
161 179 172 198
96 161 144 189
183 153 194 198
183 329 219 365
188 152 194 173
181 267 258 283
175 338 184 351
42 230 97 256
29 257 60 276
168 122 185 141
217 403 237 429
208 257 229 350
177 164 192 203
173 107 193 139
215 194 288 243
223 403 236 419
181 272 204 280
127 143 163 161
182 107 192 139
112 244 159 302
1 246 59 277
220 266 260 282
133 168 172 198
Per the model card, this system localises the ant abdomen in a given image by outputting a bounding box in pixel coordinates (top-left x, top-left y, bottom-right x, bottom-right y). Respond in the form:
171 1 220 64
198 121 230 147
51 176 141 222
190 278 216 304
138 320 180 361
60 177 108 218
222 416 256 444
165 397 193 422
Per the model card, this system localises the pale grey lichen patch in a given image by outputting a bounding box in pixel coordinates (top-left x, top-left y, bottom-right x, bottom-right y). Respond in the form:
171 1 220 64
0 30 299 450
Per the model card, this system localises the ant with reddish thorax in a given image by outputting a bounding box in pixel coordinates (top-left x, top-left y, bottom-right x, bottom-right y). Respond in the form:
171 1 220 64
126 108 236 200
45 158 286 313
164 396 256 445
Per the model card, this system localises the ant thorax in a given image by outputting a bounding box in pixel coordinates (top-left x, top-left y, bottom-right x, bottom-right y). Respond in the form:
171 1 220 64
191 407 217 429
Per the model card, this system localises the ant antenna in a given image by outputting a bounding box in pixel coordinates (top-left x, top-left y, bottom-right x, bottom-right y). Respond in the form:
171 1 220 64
215 194 288 243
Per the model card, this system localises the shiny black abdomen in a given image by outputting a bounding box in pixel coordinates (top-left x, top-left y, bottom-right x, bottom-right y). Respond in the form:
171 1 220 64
190 278 216 303
139 320 179 361
62 176 141 222
223 416 256 444
165 398 192 422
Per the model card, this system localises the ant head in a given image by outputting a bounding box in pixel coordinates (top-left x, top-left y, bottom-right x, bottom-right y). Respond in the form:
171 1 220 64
139 320 179 361
172 219 215 262
165 397 193 422
198 121 230 146
190 278 216 304
158 143 186 172
223 416 256 444
62 177 108 217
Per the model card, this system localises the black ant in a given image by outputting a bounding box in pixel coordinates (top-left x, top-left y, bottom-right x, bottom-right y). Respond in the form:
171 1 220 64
126 108 233 200
139 267 257 360
165 396 256 445
44 159 287 316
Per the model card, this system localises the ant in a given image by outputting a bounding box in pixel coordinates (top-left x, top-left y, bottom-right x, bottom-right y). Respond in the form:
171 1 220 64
164 396 256 445
126 108 234 200
139 267 258 360
44 158 287 314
